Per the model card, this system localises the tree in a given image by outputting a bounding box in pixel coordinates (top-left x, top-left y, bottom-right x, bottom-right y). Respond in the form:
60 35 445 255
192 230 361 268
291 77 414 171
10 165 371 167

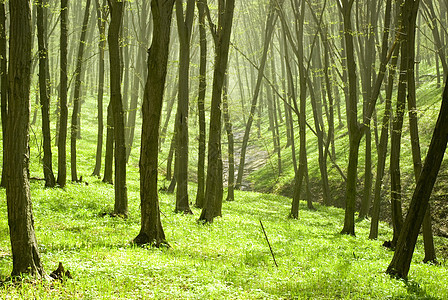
386 76 448 280
108 0 128 217
57 0 69 187
37 0 56 187
199 0 235 223
6 0 44 277
235 0 281 189
133 0 175 246
195 0 207 208
71 0 92 182
174 0 195 214
0 1 7 188
92 0 107 177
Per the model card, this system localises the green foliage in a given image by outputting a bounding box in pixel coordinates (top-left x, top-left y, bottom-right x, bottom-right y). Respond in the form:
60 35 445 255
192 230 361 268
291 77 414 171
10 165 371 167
1 182 447 298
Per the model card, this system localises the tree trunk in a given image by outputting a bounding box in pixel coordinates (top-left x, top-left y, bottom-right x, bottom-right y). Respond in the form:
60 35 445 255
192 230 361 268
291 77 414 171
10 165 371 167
235 0 282 189
57 0 69 188
126 0 149 161
0 2 7 188
222 75 235 202
108 0 128 217
195 0 207 209
6 0 44 277
92 0 106 177
37 0 56 188
133 0 174 247
70 0 91 182
174 0 195 214
387 76 448 280
103 103 114 184
199 0 235 223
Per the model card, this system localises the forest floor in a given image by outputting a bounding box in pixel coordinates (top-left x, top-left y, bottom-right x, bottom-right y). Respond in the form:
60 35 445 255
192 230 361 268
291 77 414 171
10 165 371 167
0 177 447 299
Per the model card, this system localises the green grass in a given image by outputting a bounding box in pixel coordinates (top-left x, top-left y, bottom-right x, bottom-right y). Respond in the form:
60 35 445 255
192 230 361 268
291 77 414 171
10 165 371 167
1 183 447 299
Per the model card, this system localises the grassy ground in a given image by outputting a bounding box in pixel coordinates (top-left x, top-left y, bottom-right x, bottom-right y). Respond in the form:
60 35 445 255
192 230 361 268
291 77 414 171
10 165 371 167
0 179 447 299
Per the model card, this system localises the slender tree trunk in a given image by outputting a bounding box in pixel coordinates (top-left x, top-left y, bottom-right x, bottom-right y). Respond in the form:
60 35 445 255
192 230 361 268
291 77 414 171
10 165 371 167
0 2 7 188
133 0 174 247
174 0 195 214
37 0 56 188
339 0 361 236
57 0 69 187
387 76 448 280
103 103 114 184
108 0 128 217
70 0 91 182
92 0 106 177
6 0 44 277
195 0 207 208
370 39 398 240
235 0 282 189
199 0 235 223
126 0 149 161
222 75 234 202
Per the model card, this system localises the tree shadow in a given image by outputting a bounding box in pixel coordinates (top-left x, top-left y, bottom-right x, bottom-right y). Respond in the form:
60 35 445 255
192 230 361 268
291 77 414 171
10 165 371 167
401 279 438 300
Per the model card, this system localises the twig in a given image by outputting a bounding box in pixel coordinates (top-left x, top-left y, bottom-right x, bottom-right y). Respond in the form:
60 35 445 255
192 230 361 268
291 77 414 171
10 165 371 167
259 220 278 268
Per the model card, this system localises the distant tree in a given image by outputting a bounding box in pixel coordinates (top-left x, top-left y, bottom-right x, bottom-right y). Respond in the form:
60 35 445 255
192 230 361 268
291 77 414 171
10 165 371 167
92 0 107 177
387 77 448 280
0 1 7 188
6 0 44 277
37 0 56 187
199 0 235 223
126 0 149 161
57 0 69 187
222 74 234 202
195 0 207 208
174 0 194 214
108 0 128 216
133 0 175 246
71 0 91 182
235 0 281 190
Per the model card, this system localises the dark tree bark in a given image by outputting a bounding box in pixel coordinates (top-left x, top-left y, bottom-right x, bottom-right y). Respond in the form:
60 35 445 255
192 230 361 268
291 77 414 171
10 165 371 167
57 0 69 187
0 1 7 188
370 40 398 240
389 0 409 247
126 0 149 161
70 0 91 182
108 0 128 217
199 0 235 223
6 0 44 277
387 76 448 280
37 0 56 188
103 102 114 184
92 0 107 177
174 0 195 214
195 0 207 208
133 0 174 247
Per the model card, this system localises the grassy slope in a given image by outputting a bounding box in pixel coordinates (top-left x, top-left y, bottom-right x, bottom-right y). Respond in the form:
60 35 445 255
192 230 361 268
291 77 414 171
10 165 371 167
0 95 447 298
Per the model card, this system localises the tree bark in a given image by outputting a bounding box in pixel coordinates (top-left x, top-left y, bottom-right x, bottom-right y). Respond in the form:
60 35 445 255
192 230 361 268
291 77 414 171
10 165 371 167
387 76 448 280
92 0 106 177
6 0 44 277
57 0 69 187
195 0 207 209
37 0 56 188
133 0 174 247
174 0 195 214
222 75 234 202
70 0 91 182
199 0 235 223
0 2 7 188
108 0 128 217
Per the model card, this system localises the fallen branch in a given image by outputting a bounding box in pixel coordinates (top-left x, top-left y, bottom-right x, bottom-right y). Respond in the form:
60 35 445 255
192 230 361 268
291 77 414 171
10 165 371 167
259 220 278 268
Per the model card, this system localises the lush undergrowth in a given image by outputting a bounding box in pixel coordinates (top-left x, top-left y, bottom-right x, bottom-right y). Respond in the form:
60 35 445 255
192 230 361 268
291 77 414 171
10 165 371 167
0 180 447 299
